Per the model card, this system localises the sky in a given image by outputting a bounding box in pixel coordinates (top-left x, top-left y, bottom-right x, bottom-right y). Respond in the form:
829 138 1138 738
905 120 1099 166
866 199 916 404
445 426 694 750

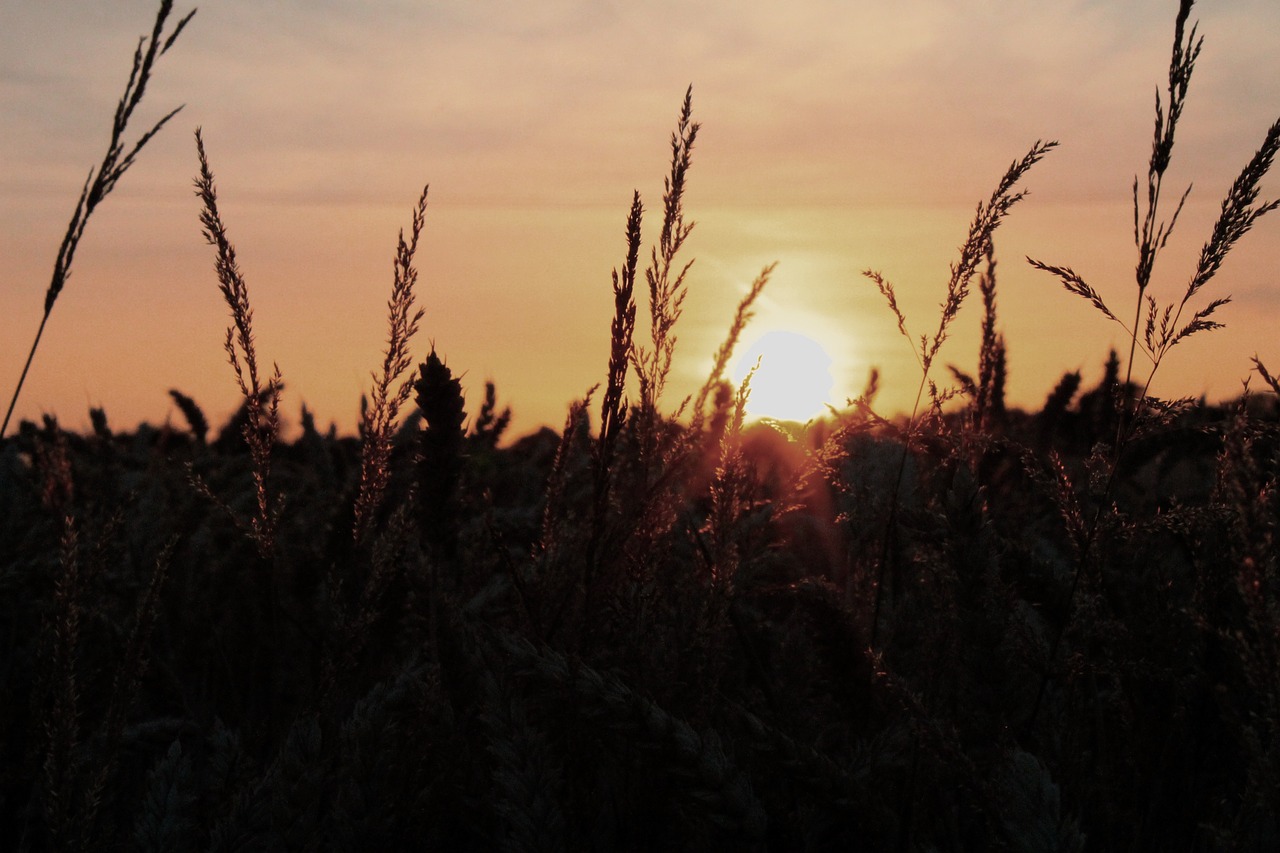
2 0 1279 438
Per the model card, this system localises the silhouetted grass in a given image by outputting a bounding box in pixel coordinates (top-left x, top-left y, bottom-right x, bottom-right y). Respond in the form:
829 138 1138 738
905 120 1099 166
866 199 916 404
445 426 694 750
2 1 1279 850
1 1 194 439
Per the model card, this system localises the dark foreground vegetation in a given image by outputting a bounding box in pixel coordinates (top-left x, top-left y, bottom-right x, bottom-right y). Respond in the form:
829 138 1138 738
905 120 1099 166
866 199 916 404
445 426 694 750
3 1 1279 849
3 368 1280 851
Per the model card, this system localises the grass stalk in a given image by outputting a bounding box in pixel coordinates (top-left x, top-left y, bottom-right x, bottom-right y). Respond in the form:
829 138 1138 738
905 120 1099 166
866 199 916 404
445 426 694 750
587 191 643 584
867 139 1055 646
1026 0 1280 731
1 1 194 439
352 185 430 543
194 128 282 556
692 263 776 432
634 86 700 419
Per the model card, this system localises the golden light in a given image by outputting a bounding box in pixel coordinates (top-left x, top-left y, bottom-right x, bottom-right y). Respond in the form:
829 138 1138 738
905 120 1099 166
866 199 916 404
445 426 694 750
731 330 835 423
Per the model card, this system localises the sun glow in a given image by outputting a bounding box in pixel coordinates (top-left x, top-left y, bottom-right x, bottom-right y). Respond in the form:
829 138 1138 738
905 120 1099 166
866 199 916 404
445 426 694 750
731 330 835 423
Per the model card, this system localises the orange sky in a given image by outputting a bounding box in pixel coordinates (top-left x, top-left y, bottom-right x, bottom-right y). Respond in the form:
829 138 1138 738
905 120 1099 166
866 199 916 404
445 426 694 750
3 0 1279 438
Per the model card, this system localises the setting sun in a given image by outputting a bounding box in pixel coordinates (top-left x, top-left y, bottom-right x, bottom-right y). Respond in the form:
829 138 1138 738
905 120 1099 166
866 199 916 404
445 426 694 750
731 330 835 423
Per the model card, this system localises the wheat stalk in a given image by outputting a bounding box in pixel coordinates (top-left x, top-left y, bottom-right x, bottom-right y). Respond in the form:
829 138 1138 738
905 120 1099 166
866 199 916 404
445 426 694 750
414 348 468 563
167 389 209 444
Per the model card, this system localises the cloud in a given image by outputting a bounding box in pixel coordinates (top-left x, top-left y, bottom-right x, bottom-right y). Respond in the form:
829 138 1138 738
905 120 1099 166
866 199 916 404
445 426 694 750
13 0 1276 208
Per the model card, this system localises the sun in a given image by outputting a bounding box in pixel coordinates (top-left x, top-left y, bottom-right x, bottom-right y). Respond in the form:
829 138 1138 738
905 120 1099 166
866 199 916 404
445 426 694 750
731 330 835 423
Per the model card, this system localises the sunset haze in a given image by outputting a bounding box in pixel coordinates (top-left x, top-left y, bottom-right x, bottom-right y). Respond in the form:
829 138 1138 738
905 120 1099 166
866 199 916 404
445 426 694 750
3 0 1279 438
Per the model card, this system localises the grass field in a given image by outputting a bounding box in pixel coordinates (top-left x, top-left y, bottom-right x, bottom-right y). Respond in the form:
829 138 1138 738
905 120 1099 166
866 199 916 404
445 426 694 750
2 1 1279 849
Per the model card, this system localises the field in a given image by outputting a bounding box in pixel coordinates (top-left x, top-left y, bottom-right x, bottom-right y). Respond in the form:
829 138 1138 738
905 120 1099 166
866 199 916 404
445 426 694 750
3 1 1279 850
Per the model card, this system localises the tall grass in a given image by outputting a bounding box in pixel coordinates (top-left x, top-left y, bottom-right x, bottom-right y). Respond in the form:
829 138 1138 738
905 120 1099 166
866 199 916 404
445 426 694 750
194 129 283 556
866 139 1056 644
1 1 195 440
1031 0 1280 446
352 185 430 544
2 1 1279 850
1026 0 1280 730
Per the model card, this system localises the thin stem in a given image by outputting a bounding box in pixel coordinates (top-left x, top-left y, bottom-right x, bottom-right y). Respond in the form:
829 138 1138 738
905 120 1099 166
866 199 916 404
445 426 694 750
1 311 52 438
1119 285 1145 443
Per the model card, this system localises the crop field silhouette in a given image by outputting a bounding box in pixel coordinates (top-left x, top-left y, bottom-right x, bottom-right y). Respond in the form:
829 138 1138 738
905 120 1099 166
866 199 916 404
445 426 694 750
2 1 1279 849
